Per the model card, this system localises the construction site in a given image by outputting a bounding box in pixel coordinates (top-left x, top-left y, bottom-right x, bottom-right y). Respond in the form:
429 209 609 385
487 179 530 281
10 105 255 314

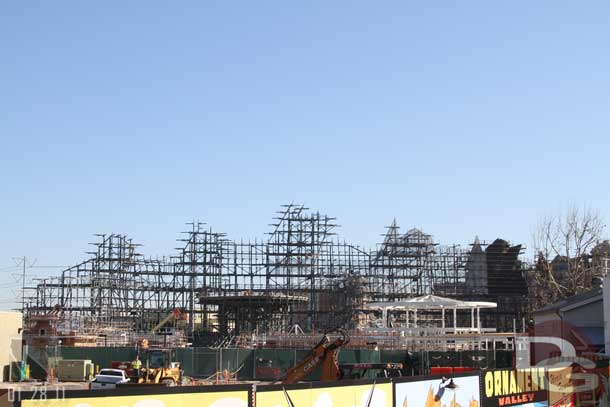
22 204 530 352
11 202 610 407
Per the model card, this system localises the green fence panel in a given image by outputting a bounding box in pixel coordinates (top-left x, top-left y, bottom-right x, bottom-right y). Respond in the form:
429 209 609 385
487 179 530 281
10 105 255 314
192 348 219 378
176 348 194 377
494 350 513 368
428 351 459 367
236 349 256 380
379 350 408 363
461 350 494 370
26 346 48 380
32 346 511 381
219 348 253 380
338 349 381 364
50 347 139 371
252 349 300 380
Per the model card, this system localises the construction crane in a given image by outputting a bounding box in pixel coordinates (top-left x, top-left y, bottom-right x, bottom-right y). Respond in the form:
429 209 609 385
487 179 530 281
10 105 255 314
282 330 349 384
150 308 185 334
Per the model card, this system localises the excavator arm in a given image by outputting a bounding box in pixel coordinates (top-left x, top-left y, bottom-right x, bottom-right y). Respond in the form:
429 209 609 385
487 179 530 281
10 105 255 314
282 330 348 384
320 339 344 381
151 308 183 334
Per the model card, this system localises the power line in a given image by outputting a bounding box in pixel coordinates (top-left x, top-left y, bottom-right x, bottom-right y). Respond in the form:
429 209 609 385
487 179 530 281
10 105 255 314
31 266 68 269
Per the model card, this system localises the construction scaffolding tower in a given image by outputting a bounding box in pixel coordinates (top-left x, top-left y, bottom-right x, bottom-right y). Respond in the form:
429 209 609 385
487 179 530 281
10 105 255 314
23 203 529 345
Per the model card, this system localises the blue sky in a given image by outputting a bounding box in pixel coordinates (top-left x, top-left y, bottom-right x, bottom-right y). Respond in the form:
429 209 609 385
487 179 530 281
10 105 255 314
1 1 609 309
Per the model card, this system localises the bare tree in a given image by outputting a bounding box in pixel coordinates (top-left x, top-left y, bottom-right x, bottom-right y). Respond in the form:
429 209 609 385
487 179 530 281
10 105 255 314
530 205 606 309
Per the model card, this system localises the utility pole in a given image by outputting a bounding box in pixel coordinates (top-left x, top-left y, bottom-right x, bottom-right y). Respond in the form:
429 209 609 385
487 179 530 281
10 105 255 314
21 256 26 312
13 256 36 313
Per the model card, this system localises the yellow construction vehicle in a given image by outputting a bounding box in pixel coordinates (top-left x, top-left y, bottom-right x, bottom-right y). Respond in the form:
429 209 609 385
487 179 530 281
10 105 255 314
138 349 182 386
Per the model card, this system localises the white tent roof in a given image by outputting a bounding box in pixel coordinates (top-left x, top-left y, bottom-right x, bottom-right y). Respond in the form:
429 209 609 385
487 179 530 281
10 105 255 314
364 294 496 310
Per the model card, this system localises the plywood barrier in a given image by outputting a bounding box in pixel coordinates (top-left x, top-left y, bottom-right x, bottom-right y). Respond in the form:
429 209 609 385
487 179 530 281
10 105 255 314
12 384 251 407
13 367 605 407
256 379 392 407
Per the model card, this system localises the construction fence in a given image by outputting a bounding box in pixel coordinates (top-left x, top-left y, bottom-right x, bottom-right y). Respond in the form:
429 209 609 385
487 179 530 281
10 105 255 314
29 346 513 381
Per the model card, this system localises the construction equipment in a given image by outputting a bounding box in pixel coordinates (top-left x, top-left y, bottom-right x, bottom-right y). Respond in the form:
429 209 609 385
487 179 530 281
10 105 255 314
138 349 182 386
57 359 94 382
135 309 187 350
150 308 185 334
282 330 349 384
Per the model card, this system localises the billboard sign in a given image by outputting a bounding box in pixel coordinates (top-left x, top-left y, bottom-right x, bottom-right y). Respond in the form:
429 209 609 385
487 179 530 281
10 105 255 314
394 374 481 407
481 369 548 407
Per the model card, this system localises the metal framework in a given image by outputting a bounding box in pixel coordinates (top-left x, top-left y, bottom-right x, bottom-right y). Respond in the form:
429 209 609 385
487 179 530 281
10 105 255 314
24 204 529 346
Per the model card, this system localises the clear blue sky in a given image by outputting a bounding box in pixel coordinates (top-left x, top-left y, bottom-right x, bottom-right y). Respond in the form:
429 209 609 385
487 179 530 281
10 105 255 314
1 1 609 309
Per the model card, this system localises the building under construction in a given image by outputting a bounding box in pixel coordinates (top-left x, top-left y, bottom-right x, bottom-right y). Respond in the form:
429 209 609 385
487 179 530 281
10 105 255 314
23 204 529 347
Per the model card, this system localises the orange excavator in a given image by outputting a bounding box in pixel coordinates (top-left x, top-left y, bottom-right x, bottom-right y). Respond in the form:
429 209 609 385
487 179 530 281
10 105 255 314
282 329 349 384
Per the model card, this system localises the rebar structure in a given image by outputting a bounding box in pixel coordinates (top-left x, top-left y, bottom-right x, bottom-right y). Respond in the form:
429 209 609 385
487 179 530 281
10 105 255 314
23 203 530 345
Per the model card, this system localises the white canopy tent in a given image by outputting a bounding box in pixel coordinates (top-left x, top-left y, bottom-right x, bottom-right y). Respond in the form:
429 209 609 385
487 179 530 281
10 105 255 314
364 294 497 333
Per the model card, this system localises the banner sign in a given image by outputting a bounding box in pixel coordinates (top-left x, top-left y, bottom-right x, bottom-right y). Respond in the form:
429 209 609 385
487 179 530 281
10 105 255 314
394 374 481 407
481 369 548 407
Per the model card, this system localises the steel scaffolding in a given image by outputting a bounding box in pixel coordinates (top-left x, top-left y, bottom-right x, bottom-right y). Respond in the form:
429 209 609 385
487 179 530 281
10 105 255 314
23 203 528 345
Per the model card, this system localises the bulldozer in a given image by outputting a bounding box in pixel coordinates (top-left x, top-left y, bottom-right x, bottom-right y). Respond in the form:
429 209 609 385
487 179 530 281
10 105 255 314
138 348 182 386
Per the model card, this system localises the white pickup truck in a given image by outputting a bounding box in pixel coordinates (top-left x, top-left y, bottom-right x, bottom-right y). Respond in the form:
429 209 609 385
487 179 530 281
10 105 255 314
90 368 130 389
